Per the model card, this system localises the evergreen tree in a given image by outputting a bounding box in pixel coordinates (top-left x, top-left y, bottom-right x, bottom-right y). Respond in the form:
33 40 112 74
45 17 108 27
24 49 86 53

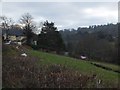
38 20 65 53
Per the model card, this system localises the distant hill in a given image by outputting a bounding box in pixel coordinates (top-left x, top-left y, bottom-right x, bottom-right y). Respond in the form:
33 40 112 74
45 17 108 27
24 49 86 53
59 23 118 64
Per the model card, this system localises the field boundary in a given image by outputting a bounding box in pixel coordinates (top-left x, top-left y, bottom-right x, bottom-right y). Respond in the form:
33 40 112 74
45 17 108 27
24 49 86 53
90 62 120 74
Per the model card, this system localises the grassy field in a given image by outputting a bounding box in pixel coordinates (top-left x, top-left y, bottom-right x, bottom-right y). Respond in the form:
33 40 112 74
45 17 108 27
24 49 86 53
3 45 92 88
2 45 120 88
28 49 120 88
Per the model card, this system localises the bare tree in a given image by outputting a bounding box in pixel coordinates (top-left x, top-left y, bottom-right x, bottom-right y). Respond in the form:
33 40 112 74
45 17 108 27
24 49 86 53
0 16 14 40
19 13 35 29
0 16 14 29
19 13 36 45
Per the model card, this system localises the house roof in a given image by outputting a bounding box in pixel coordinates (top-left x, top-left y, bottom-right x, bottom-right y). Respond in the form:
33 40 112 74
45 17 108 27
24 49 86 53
2 28 25 36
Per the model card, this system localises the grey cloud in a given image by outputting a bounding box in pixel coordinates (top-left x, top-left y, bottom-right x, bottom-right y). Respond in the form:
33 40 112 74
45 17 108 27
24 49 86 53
2 2 118 30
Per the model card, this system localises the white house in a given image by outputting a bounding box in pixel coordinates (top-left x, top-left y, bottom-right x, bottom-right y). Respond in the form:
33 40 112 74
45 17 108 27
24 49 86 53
2 28 26 45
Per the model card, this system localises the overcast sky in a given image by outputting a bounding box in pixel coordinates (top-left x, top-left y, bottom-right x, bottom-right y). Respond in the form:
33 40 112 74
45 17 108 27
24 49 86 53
2 2 118 30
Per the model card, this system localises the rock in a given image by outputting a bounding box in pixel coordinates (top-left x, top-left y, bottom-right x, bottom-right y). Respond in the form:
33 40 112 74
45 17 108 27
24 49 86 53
16 46 19 49
5 41 11 45
98 79 101 84
80 55 87 59
21 53 27 57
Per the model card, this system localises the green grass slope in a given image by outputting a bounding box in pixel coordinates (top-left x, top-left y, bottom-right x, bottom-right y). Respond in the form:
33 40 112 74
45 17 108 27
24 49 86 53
29 50 120 88
2 45 120 88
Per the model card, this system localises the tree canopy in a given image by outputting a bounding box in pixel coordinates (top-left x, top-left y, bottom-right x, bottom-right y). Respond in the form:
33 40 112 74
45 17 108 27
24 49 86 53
38 20 66 53
19 13 36 45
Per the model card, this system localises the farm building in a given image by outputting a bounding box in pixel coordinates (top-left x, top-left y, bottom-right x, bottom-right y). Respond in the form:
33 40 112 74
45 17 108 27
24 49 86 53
2 28 26 45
